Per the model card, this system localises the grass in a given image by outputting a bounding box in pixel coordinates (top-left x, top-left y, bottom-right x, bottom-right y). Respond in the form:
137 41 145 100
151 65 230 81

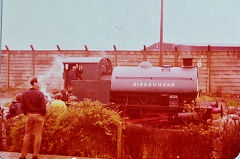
198 95 216 102
225 98 240 107
199 93 240 107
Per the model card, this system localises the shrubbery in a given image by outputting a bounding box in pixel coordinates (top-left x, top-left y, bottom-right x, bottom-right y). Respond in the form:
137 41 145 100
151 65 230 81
220 115 240 159
5 99 123 158
4 99 240 158
123 124 221 159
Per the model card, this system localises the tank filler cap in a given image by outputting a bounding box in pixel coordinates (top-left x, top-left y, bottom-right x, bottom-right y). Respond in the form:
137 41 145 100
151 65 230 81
138 61 153 69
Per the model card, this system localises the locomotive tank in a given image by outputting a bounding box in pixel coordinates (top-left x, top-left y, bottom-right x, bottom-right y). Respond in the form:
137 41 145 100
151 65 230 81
111 61 198 94
110 61 199 107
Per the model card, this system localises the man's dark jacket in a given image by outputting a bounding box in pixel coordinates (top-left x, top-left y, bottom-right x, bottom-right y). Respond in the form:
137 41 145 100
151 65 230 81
21 88 46 116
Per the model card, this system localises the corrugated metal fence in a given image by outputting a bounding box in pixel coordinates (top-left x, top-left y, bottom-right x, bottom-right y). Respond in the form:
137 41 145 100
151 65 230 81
1 47 240 94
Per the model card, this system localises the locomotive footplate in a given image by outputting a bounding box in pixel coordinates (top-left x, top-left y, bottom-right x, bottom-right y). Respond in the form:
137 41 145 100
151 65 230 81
120 104 183 122
118 104 213 125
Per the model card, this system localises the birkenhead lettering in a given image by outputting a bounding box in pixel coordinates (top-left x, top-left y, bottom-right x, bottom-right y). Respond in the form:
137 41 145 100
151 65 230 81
133 82 175 87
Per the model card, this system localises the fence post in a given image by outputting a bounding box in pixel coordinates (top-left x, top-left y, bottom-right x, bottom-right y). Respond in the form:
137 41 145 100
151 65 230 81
57 45 61 56
84 45 89 57
143 45 147 61
117 121 122 159
207 45 211 93
174 46 179 67
30 45 35 76
113 45 118 66
5 45 10 88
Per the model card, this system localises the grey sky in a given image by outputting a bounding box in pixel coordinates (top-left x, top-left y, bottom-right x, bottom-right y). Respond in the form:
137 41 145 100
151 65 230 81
2 0 240 50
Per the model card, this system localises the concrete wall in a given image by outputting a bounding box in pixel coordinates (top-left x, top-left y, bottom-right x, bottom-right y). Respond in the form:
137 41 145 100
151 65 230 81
1 49 240 94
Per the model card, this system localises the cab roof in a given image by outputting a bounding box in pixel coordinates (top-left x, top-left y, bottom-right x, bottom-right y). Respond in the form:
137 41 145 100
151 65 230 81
61 57 106 64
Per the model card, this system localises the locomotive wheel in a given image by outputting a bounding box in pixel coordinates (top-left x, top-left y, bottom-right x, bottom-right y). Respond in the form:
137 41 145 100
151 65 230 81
139 95 149 105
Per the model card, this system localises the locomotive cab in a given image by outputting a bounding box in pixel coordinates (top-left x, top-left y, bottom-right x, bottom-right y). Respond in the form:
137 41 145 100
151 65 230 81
62 57 112 103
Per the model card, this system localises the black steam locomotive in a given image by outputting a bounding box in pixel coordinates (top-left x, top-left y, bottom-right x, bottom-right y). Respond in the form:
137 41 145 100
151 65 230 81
62 57 222 124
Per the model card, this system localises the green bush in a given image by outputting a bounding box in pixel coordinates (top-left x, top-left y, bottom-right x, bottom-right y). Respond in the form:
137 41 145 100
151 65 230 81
123 124 221 159
220 115 240 159
5 99 123 158
5 99 240 158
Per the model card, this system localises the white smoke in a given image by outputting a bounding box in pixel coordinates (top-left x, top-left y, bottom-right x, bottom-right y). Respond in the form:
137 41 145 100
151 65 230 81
38 56 64 99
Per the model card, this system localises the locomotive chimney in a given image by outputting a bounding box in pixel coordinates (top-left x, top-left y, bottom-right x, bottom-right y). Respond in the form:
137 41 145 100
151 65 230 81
182 57 194 67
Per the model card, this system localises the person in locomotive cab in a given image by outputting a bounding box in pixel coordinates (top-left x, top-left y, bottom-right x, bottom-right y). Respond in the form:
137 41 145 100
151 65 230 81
61 89 69 102
67 66 78 87
76 65 83 80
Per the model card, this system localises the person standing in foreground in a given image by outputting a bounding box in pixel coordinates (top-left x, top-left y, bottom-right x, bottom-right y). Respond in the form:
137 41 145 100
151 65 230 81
20 77 46 159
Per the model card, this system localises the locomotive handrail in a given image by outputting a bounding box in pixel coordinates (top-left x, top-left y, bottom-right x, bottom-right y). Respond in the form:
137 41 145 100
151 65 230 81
115 76 193 80
151 77 193 80
115 77 152 79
